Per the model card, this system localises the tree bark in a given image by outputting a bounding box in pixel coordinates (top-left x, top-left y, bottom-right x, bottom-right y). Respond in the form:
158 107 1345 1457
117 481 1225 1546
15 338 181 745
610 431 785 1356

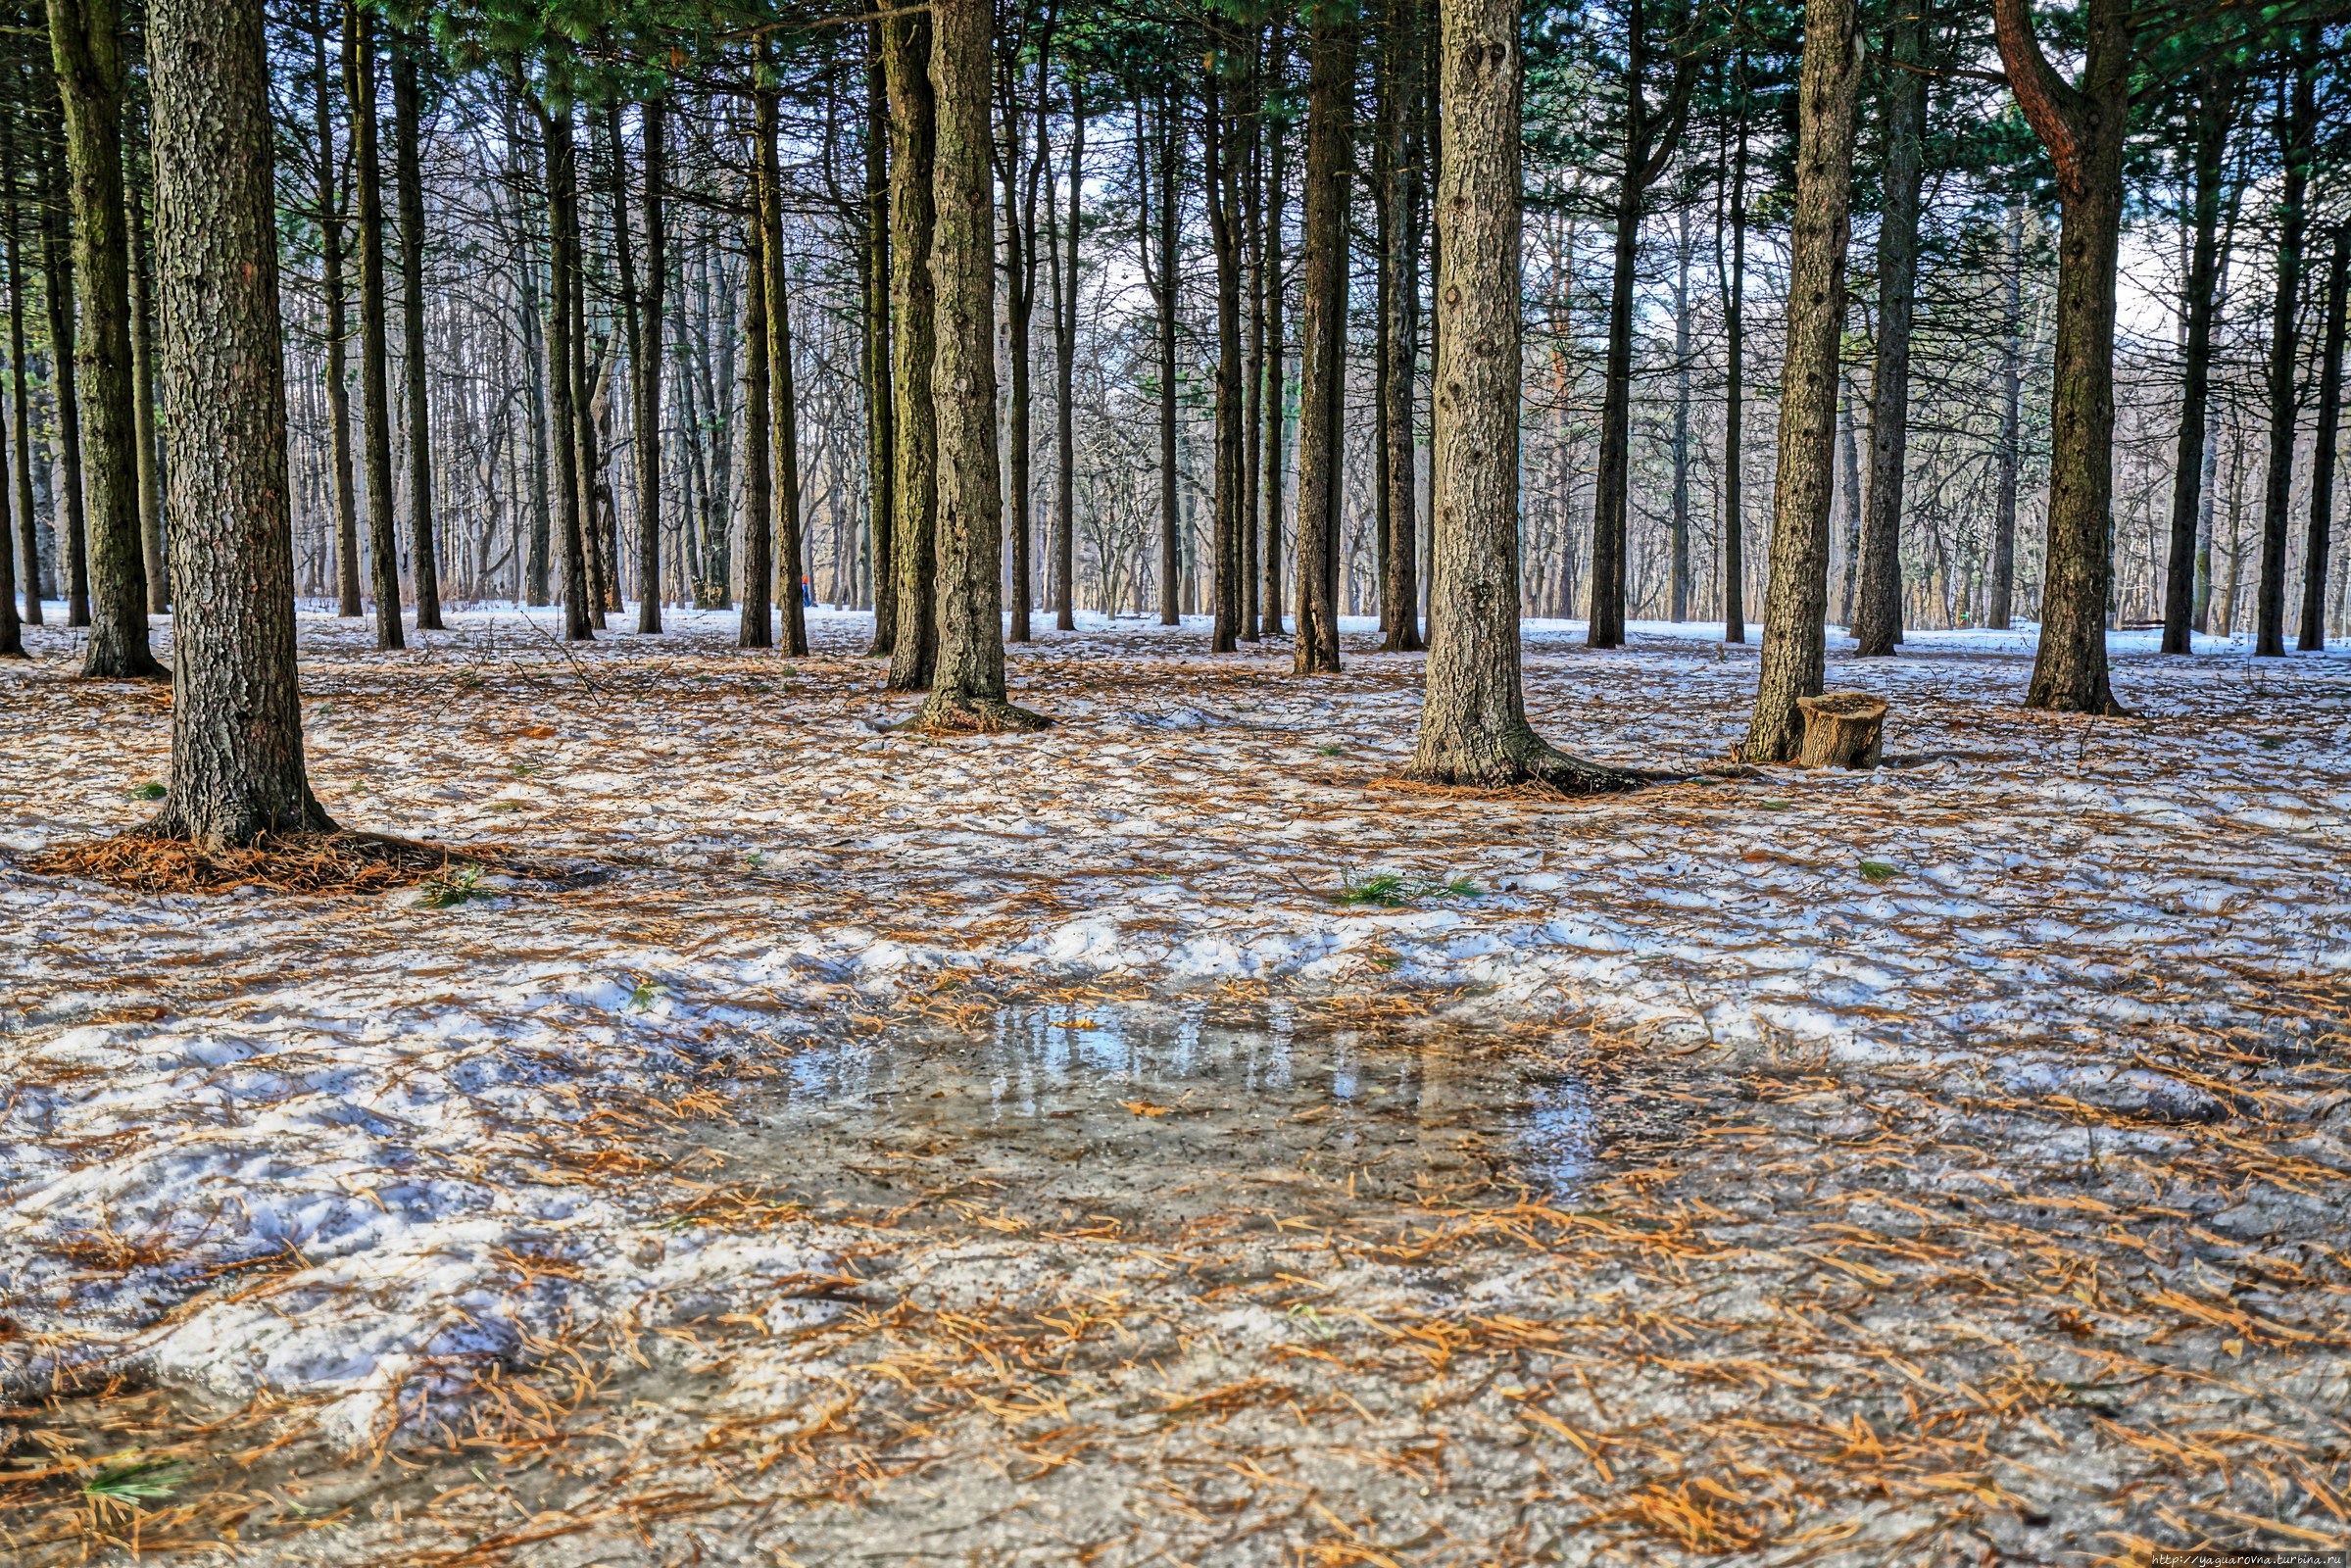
127 172 164 612
1377 0 1425 652
2254 33 2315 660
6 97 42 629
50 0 158 675
390 27 440 629
915 0 1044 732
1989 198 2023 628
1141 91 1182 627
38 103 88 630
1292 11 1352 675
347 6 403 649
1993 0 2128 712
316 5 361 618
1721 56 1747 642
538 96 591 640
1051 74 1082 631
146 0 332 844
1261 98 1288 638
1410 0 1637 789
862 27 895 650
2160 68 2231 653
758 57 807 657
633 96 665 633
1851 5 1927 658
1669 205 1692 621
884 1 939 690
1241 42 1265 643
1742 0 1862 762
2302 226 2347 652
1206 51 1246 653
737 158 773 651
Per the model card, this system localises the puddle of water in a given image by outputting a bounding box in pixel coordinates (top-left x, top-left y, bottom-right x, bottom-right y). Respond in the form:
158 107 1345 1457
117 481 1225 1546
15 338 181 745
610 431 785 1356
691 1003 1606 1231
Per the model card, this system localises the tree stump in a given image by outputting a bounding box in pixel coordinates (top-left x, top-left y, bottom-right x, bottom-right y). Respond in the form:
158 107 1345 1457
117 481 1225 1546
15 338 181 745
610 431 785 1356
1795 691 1887 768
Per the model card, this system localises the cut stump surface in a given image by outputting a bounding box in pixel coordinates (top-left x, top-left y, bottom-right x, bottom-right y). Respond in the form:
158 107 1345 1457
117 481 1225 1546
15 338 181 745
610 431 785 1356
1796 691 1887 769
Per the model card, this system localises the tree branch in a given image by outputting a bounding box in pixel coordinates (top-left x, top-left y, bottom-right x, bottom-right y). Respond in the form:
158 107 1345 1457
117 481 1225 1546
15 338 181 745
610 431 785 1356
1990 0 2086 189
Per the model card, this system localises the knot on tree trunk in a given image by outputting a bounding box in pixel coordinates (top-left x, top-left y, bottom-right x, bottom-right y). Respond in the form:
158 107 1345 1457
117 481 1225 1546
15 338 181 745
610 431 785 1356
1795 690 1886 769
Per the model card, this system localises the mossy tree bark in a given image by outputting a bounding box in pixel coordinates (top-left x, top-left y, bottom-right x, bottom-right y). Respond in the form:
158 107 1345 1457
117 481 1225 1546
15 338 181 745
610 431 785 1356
49 0 158 677
1849 3 1928 659
346 4 403 651
128 172 165 612
314 6 362 619
884 0 939 691
915 0 1045 734
1994 0 2130 712
146 0 332 846
1742 0 1862 761
390 26 441 630
1291 7 1352 675
1407 0 1641 792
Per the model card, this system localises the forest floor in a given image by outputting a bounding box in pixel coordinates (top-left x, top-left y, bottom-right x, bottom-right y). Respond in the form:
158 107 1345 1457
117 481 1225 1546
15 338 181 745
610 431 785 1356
3 605 2350 1567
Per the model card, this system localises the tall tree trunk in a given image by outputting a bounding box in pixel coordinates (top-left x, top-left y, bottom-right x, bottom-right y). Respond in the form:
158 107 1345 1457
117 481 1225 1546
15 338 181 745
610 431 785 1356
146 0 332 844
128 174 164 612
1260 99 1288 638
317 6 361 617
1206 52 1245 653
567 183 606 626
1378 0 1424 652
1292 11 1352 674
737 158 773 650
633 95 665 633
540 97 590 639
348 6 403 649
1668 205 1692 621
1002 20 1052 646
1989 198 2023 628
1995 0 2127 712
39 105 88 629
1143 91 1181 627
863 28 895 648
1241 43 1264 643
1851 5 1927 657
1742 0 1862 761
390 25 440 628
1410 0 1636 788
2 95 35 632
916 0 1045 732
1052 74 1082 631
49 0 157 676
1721 56 1747 642
2254 34 2315 659
2161 69 2231 653
757 57 807 656
2302 225 2347 651
884 1 939 690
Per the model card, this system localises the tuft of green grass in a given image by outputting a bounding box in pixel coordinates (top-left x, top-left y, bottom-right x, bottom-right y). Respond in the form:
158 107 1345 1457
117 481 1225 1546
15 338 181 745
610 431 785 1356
82 1457 188 1518
1335 872 1411 907
417 865 491 907
128 780 166 801
1758 799 1791 810
1316 743 1346 758
625 979 670 1013
1333 872 1482 907
1857 860 1903 884
2259 736 2285 751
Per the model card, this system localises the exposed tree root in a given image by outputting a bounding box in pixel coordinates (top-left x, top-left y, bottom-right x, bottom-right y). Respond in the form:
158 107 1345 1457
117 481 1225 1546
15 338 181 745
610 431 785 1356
907 694 1052 736
1403 728 1650 798
20 830 532 897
